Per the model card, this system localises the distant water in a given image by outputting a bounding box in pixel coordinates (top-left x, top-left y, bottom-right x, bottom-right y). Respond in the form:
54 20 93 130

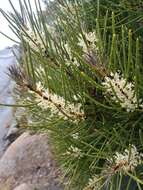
0 45 20 157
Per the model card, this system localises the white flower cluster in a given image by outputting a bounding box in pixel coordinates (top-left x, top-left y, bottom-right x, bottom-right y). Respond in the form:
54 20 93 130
71 132 79 140
35 82 85 122
21 25 55 54
102 72 142 112
36 66 52 80
59 3 77 18
65 145 82 158
78 32 98 53
83 175 101 190
21 28 46 53
109 145 143 173
64 43 80 67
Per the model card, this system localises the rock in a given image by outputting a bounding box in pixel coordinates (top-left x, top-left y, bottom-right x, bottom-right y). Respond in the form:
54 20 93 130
0 132 63 190
4 107 28 144
4 119 19 142
14 183 34 190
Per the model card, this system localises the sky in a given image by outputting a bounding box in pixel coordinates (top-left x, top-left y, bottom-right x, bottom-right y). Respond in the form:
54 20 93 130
0 0 45 50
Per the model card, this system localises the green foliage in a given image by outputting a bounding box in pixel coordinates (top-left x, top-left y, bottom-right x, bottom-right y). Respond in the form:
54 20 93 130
1 0 143 189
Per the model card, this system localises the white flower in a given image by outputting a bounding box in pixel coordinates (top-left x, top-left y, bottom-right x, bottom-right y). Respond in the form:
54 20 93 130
21 27 46 53
65 145 82 158
108 145 143 173
102 72 142 112
34 82 85 122
73 95 80 101
14 107 26 121
59 3 77 16
64 43 80 67
85 32 97 43
83 175 101 190
78 32 98 53
45 24 55 35
36 81 44 91
35 66 52 80
71 132 79 140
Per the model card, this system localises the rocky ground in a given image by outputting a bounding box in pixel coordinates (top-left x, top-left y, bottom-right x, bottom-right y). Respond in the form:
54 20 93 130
0 46 64 190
